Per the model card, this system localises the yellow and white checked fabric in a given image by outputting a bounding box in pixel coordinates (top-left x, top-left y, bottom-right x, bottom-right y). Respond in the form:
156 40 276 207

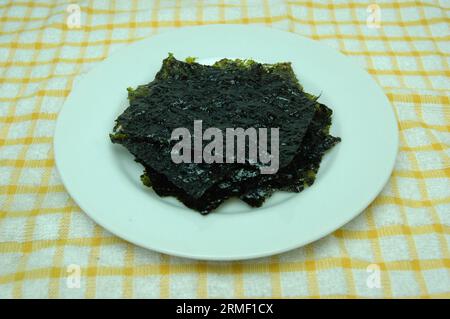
0 0 449 298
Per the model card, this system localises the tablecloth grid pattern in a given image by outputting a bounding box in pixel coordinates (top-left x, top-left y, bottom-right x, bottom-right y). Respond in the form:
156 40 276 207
0 0 449 298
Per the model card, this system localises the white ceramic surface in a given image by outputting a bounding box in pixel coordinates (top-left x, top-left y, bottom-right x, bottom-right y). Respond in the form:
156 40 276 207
54 25 398 260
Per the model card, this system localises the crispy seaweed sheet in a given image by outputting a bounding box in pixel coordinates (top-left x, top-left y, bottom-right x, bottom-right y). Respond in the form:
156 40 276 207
111 54 340 214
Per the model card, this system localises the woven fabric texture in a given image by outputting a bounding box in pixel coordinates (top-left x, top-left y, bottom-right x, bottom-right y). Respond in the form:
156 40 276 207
0 0 449 298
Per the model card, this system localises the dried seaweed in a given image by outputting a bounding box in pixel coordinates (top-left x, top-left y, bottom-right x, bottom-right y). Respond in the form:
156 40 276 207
140 102 340 213
111 54 340 213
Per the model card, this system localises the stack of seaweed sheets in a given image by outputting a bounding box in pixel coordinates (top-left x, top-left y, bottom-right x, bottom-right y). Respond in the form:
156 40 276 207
110 54 340 214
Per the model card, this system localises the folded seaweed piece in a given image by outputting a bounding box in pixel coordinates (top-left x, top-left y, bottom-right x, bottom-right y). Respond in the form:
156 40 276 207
111 54 316 198
110 54 340 214
239 102 341 207
138 102 340 213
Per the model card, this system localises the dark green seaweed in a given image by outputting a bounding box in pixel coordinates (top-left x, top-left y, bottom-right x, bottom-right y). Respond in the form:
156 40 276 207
140 102 340 213
111 54 340 213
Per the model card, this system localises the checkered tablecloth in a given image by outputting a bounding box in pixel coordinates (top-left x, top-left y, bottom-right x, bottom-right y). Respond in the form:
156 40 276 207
0 0 449 298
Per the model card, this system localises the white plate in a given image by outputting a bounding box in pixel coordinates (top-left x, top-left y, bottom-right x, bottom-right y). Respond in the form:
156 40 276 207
54 25 398 260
